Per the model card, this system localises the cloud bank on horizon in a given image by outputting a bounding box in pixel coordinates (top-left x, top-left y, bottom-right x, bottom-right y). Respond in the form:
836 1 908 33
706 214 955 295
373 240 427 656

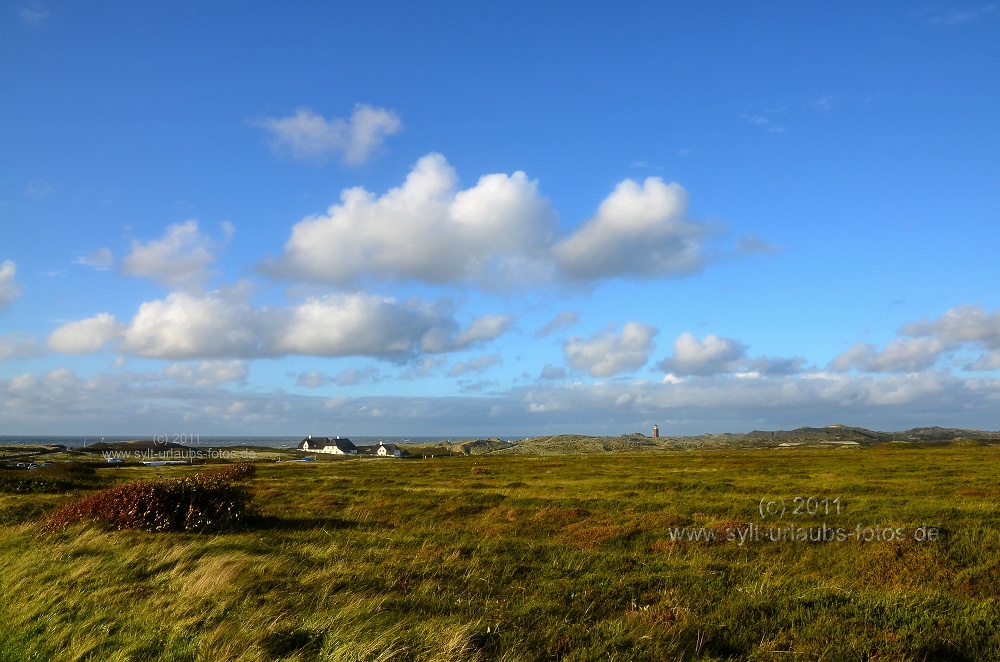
1 3 998 435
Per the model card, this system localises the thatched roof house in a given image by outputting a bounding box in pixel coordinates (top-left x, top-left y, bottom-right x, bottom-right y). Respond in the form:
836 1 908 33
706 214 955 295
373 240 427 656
374 442 403 458
297 435 358 454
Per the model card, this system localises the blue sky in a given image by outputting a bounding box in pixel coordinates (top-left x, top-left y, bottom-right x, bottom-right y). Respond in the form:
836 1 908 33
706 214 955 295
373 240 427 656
1 2 998 436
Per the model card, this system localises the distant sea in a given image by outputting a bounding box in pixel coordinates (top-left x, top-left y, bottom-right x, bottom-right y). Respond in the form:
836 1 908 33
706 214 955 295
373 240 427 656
0 435 483 449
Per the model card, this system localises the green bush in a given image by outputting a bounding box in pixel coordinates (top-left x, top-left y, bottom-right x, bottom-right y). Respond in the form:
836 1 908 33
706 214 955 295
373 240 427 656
0 462 98 494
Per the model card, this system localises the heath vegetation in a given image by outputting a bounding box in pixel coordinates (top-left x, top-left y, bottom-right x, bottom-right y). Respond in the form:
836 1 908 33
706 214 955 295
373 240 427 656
0 444 997 661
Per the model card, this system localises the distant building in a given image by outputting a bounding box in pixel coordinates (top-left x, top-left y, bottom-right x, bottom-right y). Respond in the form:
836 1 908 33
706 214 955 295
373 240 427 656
374 442 403 458
297 435 358 455
297 435 328 452
653 424 659 438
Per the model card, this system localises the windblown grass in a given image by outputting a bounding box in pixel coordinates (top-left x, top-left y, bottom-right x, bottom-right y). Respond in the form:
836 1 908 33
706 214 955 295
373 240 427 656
0 446 997 660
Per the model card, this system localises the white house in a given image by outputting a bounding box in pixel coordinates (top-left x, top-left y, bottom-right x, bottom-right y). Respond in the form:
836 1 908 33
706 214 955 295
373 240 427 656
375 442 402 458
297 435 358 455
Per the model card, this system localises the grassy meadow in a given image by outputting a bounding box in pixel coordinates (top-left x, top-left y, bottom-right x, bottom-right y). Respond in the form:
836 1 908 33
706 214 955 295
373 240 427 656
0 443 998 661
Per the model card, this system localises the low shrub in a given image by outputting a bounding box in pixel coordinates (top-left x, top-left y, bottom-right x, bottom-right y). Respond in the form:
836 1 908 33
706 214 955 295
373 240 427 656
43 464 255 532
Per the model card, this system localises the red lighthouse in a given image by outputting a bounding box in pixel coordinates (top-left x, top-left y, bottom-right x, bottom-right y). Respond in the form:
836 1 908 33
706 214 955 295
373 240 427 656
653 424 659 438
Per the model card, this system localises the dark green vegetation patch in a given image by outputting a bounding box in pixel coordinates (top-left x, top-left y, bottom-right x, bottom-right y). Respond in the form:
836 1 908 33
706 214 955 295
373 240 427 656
0 462 101 494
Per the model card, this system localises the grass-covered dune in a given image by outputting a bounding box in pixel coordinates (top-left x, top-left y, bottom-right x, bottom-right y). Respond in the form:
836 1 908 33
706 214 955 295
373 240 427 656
0 444 998 661
493 426 1000 455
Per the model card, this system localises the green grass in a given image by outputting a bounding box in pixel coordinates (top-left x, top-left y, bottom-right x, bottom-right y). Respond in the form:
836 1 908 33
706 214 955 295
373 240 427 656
0 445 998 660
0 463 103 494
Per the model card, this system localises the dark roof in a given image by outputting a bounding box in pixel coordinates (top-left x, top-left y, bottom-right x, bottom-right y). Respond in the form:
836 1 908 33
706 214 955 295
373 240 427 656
297 436 329 450
330 437 357 452
376 443 405 456
297 436 356 452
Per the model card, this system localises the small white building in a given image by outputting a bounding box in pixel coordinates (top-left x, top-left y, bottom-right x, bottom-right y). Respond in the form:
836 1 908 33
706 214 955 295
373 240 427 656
375 442 402 458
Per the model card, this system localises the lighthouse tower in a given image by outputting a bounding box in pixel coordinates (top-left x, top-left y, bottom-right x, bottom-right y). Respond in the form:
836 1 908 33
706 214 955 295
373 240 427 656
652 424 659 438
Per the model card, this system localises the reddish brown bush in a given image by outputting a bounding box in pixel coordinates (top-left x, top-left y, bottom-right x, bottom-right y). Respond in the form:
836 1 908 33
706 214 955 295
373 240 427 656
43 464 256 532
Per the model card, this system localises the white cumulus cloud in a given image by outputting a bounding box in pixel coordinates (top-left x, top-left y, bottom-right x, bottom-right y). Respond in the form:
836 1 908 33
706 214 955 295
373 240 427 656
901 305 1000 350
655 332 805 377
657 332 747 376
277 294 469 360
122 220 231 290
553 177 710 281
829 338 945 373
452 314 514 349
564 322 658 377
268 153 556 289
267 156 740 289
47 313 123 354
257 104 402 165
113 289 510 362
120 291 266 360
826 305 1000 374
